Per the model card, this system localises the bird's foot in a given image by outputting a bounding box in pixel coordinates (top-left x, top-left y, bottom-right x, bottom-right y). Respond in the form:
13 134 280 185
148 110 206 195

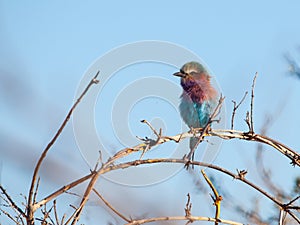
189 127 198 137
183 153 194 170
184 160 192 170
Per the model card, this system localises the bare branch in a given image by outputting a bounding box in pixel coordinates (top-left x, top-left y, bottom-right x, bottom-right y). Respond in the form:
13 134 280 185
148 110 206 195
108 126 300 168
249 73 258 133
284 196 300 208
53 200 60 225
210 129 300 167
93 188 130 222
33 177 40 204
186 95 225 164
32 123 298 224
93 151 103 172
201 170 222 224
68 135 153 225
231 91 248 130
33 173 93 211
139 119 163 159
27 71 100 224
184 193 192 217
140 119 161 138
279 209 284 225
125 215 243 225
98 157 299 223
0 185 26 218
2 69 297 225
0 208 22 225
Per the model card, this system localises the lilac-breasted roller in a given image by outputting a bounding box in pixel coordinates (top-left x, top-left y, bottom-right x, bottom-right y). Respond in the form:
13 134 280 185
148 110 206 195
174 61 218 155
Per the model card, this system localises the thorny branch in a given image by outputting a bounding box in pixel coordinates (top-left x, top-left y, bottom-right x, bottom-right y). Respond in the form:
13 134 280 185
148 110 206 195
99 127 300 168
64 98 299 224
1 71 299 225
27 122 300 224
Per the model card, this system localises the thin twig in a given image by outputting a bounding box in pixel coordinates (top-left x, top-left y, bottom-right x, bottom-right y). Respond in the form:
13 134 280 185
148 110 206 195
93 151 103 171
0 185 26 218
0 195 22 221
53 200 60 225
61 214 66 225
286 210 300 223
139 120 163 159
93 188 130 222
40 203 55 225
27 71 100 224
249 73 258 133
284 196 300 208
0 208 22 225
231 92 248 130
201 170 222 225
184 193 192 217
140 119 161 138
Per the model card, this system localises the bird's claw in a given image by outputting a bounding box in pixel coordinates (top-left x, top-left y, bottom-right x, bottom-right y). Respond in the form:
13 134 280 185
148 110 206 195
189 127 198 137
184 160 192 170
183 154 192 170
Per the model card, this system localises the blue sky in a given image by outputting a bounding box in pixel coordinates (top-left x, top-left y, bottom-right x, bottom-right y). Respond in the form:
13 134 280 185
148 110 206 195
1 1 300 224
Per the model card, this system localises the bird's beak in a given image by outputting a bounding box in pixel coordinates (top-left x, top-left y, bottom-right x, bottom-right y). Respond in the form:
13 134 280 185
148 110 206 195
173 72 184 77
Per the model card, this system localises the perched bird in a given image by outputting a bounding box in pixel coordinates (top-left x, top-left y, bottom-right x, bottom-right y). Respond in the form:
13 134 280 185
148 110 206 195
174 61 218 159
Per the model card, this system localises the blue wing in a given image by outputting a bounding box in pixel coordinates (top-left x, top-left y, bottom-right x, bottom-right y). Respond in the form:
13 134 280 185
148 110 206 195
193 101 212 127
179 98 215 152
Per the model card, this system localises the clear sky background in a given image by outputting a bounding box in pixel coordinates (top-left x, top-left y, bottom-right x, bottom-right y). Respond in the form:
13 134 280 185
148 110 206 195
1 1 300 224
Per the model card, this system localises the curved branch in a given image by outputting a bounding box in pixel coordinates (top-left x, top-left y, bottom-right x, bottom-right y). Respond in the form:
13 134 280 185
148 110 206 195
31 123 299 224
93 188 131 222
201 170 222 224
103 158 282 205
209 129 300 167
33 173 94 211
27 71 100 224
125 215 243 225
120 128 300 167
99 158 299 223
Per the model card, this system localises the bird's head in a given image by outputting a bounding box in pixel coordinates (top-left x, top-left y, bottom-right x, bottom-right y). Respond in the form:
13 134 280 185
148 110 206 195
173 61 215 98
173 61 218 104
173 61 208 79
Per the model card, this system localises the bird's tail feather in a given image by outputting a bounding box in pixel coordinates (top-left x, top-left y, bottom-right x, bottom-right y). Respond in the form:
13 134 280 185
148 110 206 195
189 137 199 161
189 137 198 150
